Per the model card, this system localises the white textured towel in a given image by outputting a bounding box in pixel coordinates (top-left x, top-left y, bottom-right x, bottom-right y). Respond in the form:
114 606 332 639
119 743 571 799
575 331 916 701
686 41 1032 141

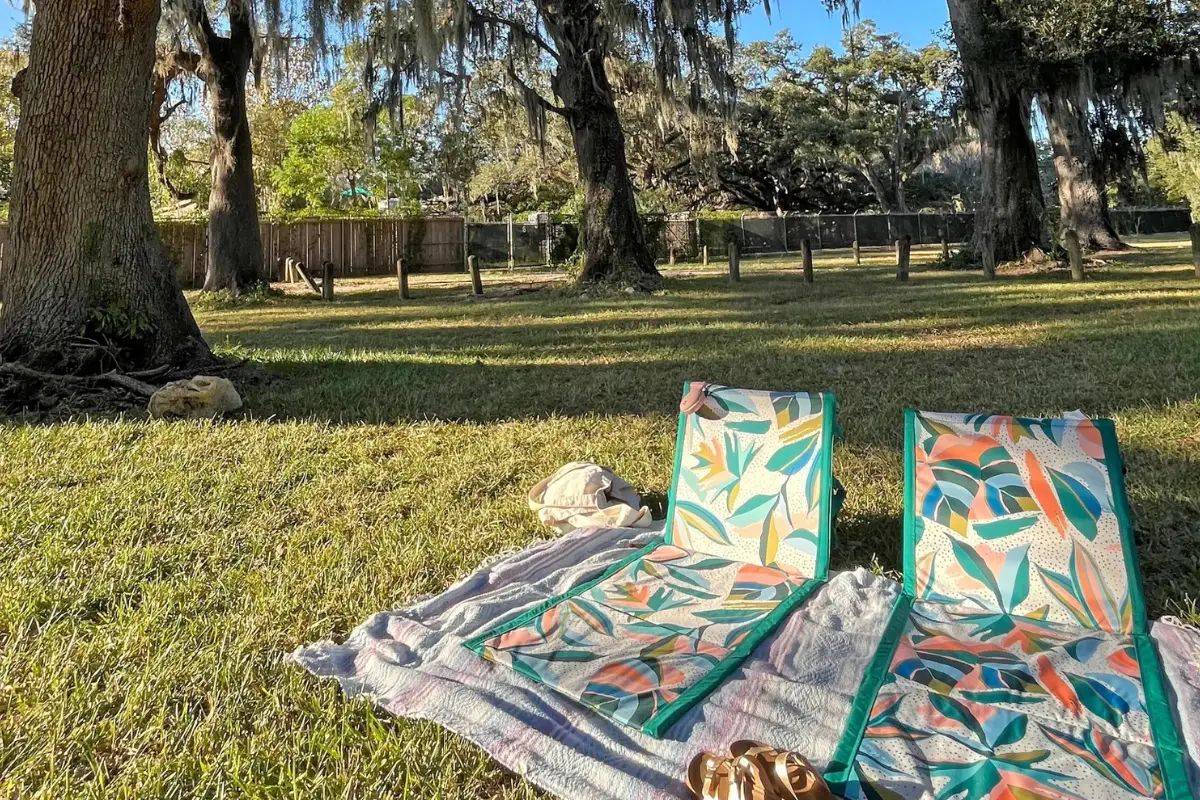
292 525 1200 800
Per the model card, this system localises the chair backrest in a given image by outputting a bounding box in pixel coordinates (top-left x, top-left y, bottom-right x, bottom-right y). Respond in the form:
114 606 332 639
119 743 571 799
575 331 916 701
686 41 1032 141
664 383 837 580
905 409 1146 634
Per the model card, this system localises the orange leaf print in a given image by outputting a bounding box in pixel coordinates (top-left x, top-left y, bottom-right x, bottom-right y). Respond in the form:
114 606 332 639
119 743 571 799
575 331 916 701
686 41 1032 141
1025 451 1068 537
1034 654 1082 716
1076 419 1106 460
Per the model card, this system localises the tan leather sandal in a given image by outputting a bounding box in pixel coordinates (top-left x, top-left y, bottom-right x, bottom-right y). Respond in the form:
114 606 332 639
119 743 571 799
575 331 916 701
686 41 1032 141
687 742 835 800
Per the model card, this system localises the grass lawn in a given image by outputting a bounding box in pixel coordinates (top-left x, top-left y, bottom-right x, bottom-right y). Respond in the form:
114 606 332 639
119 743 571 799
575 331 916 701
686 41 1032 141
3 234 1200 797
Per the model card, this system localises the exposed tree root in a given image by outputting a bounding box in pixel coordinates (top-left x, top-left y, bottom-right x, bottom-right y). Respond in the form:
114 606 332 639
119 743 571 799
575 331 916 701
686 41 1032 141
0 357 265 420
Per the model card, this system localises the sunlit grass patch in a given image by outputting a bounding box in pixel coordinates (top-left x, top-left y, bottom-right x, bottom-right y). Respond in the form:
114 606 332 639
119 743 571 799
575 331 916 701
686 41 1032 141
1 234 1198 797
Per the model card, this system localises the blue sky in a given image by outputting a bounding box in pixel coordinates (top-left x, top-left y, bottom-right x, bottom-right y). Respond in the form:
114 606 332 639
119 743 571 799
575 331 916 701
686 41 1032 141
740 0 949 50
0 0 949 51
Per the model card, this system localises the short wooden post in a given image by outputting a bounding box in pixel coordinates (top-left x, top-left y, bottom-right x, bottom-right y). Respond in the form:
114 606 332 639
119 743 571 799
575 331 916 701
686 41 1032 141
897 235 912 282
1190 223 1200 278
941 220 950 260
469 254 484 296
1064 229 1084 281
321 261 334 301
852 239 861 266
702 245 709 266
396 257 410 300
668 246 676 266
728 239 741 282
801 238 814 284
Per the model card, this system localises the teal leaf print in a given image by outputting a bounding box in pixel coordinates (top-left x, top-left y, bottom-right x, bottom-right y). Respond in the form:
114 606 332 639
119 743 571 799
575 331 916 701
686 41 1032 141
990 714 1029 748
690 432 761 510
947 538 1031 611
686 557 739 571
1064 673 1128 728
770 392 820 429
704 387 755 415
927 693 987 743
972 516 1038 540
765 434 819 476
726 419 770 435
1036 540 1130 632
694 608 768 625
567 599 615 637
1038 723 1160 796
674 501 732 546
1048 468 1104 541
729 494 778 526
949 538 1004 604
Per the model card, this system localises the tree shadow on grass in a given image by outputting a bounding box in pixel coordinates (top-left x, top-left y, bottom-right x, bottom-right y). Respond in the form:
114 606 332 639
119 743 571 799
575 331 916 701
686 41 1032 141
239 319 1200 434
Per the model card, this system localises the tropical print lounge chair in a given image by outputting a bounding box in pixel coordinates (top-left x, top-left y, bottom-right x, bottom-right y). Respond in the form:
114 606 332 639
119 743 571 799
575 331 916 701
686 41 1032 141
825 411 1191 800
465 383 841 737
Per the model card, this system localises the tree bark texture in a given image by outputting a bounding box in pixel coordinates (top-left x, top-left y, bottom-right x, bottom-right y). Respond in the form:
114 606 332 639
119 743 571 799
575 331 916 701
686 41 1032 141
947 0 1049 264
0 0 209 369
1040 73 1126 252
186 0 266 294
544 0 658 284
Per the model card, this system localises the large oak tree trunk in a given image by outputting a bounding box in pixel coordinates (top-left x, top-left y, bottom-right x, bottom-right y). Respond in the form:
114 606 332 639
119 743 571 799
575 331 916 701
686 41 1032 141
0 0 209 370
190 3 266 294
1040 74 1126 252
546 0 658 285
947 0 1049 266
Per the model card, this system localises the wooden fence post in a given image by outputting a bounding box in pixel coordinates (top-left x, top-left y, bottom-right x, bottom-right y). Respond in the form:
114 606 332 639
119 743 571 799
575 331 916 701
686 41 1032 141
1190 223 1200 278
469 254 484 296
702 245 709 266
941 217 950 261
1064 229 1084 281
897 235 912 282
397 257 410 300
321 261 334 301
728 239 741 282
853 239 861 266
801 238 814 284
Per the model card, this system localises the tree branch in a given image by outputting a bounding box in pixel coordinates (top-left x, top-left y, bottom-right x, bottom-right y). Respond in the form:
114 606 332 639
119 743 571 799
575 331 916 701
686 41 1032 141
471 8 559 62
177 0 219 62
506 62 567 116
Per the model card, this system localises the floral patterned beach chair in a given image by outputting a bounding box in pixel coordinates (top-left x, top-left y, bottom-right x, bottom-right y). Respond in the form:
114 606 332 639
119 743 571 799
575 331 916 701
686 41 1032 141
826 411 1191 800
465 384 841 737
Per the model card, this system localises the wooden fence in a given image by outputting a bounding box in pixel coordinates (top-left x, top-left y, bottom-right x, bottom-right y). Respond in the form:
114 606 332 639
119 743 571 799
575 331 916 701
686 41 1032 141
0 218 470 289
0 207 1190 289
162 218 468 288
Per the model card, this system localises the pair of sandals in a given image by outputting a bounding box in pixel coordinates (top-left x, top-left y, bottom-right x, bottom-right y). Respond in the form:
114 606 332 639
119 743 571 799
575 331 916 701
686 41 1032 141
686 742 834 800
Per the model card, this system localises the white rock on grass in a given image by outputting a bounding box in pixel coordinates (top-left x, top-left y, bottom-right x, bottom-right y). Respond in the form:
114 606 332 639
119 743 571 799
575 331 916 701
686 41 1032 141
148 376 243 420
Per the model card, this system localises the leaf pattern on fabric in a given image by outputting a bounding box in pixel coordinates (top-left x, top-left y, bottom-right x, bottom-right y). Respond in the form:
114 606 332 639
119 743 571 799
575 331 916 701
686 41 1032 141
770 392 822 429
690 432 761 511
912 695 1085 800
853 412 1166 800
671 388 830 576
1047 468 1105 541
916 433 1036 536
1036 540 1132 634
1038 723 1163 797
911 412 1133 633
944 537 1030 613
476 541 816 732
674 501 732 547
